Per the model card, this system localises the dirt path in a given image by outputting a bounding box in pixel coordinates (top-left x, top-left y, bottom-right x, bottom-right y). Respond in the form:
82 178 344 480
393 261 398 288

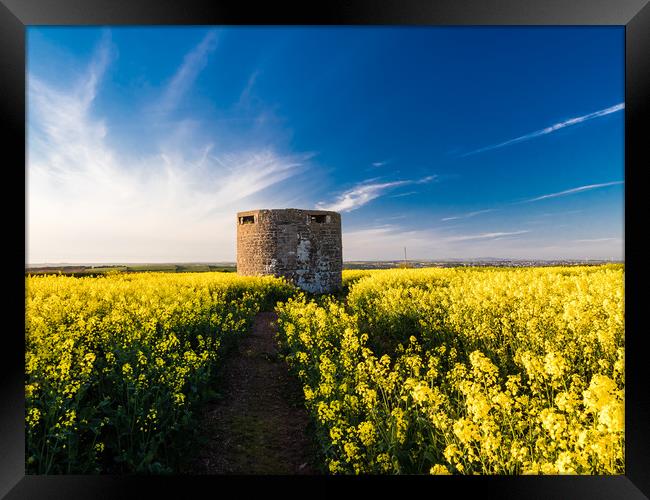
187 311 319 474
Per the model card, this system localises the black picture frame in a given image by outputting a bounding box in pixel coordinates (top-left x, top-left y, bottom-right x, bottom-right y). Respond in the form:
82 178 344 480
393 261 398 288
2 0 648 498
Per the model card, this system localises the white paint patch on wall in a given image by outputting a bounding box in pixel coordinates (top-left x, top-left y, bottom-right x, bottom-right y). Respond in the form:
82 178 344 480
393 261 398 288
264 258 278 274
296 237 311 263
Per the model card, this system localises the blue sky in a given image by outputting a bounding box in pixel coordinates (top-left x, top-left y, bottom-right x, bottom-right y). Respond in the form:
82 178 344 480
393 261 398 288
27 27 624 263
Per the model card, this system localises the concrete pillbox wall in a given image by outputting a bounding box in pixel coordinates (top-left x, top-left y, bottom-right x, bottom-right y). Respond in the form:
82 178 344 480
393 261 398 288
236 208 342 294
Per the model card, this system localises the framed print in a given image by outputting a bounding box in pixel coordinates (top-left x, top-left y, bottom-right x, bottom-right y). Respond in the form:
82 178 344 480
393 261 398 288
2 0 648 498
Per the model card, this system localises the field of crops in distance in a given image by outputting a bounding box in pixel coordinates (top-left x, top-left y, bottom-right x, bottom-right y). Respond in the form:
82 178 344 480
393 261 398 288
25 264 624 474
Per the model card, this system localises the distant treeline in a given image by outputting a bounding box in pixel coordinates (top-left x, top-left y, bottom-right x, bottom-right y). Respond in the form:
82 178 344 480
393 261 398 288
25 264 237 277
26 260 620 277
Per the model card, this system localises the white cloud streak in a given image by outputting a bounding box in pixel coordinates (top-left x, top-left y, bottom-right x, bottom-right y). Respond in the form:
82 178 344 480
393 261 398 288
341 223 620 261
389 191 418 199
438 181 622 227
342 225 535 260
461 103 624 157
416 175 437 184
316 181 409 212
157 30 219 115
445 230 530 242
574 237 621 243
237 69 260 106
27 30 308 264
316 175 437 213
522 181 624 203
441 208 499 222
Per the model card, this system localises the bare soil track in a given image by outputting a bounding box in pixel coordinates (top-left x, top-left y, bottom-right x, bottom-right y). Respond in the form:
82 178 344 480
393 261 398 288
186 311 319 474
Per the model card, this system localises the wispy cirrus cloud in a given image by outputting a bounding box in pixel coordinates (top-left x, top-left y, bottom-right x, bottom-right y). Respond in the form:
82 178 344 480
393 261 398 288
316 175 437 213
157 30 219 116
389 191 418 199
446 230 530 242
27 30 310 264
574 237 621 243
437 181 622 226
461 103 624 157
342 224 535 260
78 30 114 105
441 208 499 222
536 209 584 217
236 69 262 108
316 180 411 212
521 181 624 203
342 222 615 261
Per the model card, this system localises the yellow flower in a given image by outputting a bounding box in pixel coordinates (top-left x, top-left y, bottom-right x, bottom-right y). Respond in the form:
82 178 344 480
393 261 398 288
444 444 460 463
544 352 567 379
330 427 343 444
453 418 480 445
357 421 376 447
540 462 557 474
376 453 392 472
25 383 39 399
329 460 344 474
430 464 451 475
598 400 624 434
26 407 41 429
555 452 576 474
583 375 619 414
344 442 360 462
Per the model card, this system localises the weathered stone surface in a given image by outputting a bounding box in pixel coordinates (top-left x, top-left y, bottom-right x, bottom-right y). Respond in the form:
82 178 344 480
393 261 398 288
236 208 342 294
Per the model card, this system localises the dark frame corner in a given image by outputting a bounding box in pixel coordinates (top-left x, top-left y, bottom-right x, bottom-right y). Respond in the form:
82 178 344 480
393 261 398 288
2 0 648 498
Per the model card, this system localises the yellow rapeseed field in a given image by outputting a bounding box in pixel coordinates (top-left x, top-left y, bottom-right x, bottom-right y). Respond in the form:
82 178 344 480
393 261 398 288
26 265 624 475
276 265 624 474
25 271 294 473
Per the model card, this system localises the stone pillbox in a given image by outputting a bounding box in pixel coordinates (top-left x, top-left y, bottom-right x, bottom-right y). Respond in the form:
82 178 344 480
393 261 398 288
236 208 343 294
